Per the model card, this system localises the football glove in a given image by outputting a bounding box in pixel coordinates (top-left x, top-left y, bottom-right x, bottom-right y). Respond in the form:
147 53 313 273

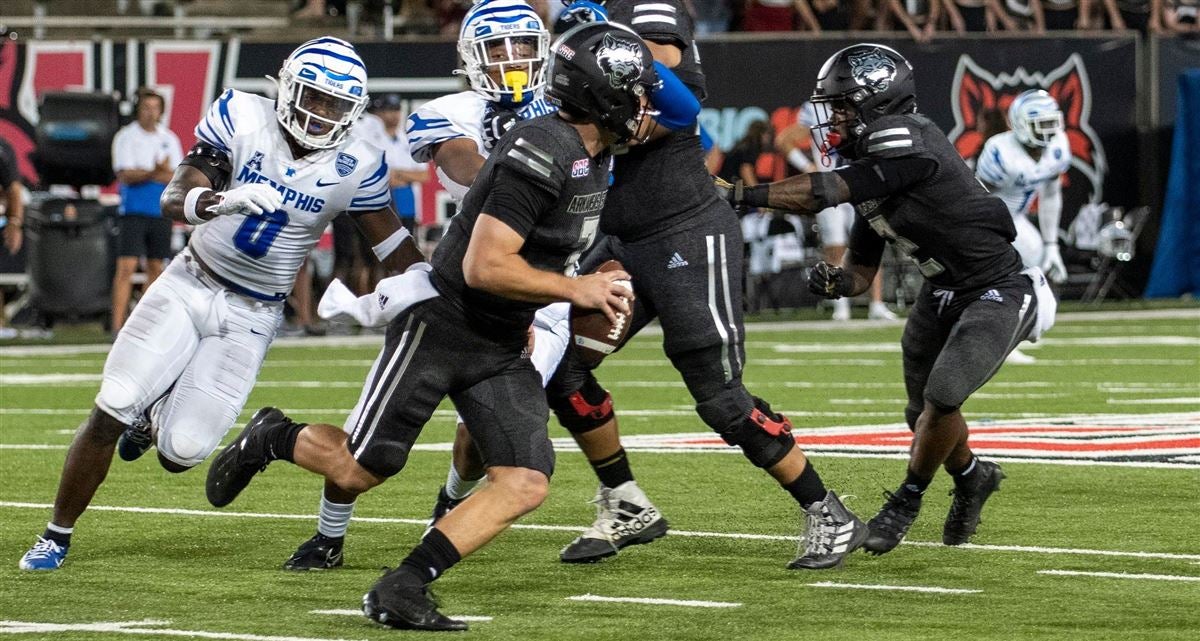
209 183 284 217
482 105 518 151
1040 243 1067 284
807 261 853 299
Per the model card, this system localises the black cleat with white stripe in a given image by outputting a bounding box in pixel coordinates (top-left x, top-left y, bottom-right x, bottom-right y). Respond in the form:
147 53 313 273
788 490 868 570
283 533 344 571
943 460 1005 545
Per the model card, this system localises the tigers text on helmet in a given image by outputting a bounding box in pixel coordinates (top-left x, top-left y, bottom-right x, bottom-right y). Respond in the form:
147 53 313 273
1008 89 1064 148
545 21 657 145
809 43 916 159
458 0 550 108
275 37 369 150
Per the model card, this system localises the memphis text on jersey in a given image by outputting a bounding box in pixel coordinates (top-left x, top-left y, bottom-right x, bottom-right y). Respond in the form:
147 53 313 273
235 152 326 214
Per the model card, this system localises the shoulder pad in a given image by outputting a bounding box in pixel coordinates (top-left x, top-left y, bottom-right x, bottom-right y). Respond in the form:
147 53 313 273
495 123 566 192
195 89 268 153
857 114 928 159
406 92 485 163
975 135 1011 186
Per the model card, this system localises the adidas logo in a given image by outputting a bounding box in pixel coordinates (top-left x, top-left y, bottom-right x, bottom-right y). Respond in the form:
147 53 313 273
667 252 688 269
980 289 1004 303
377 293 389 310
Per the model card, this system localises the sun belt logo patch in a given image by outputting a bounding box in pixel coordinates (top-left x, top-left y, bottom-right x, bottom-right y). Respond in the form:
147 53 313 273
848 48 897 91
596 33 644 89
947 53 1106 203
335 152 357 177
571 158 589 178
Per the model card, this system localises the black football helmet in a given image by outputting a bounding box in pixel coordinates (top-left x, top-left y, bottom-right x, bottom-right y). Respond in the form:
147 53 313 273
545 21 658 144
810 44 917 159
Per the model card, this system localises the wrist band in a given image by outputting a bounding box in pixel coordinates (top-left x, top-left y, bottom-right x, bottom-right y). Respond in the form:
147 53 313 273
184 187 213 225
372 226 412 261
743 185 770 209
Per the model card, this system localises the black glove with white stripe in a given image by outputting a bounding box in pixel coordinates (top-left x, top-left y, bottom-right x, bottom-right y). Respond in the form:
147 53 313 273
807 261 853 299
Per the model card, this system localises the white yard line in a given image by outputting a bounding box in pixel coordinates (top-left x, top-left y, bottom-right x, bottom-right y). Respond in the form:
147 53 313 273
1107 398 1200 405
309 610 492 622
1038 569 1200 582
0 619 364 641
566 595 741 608
1 501 1197 562
806 582 981 594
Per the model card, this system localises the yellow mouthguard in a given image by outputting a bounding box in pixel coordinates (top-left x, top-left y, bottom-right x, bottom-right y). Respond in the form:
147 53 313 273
505 70 529 104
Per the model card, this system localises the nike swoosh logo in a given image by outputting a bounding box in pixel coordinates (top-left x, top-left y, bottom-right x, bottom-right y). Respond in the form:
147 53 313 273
315 178 340 187
250 328 268 337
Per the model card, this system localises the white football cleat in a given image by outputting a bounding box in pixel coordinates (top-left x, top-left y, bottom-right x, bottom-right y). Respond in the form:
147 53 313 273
868 302 898 321
831 299 851 322
1005 347 1037 364
560 481 668 563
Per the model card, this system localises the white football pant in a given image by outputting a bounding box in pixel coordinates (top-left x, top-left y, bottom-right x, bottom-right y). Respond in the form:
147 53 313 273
95 254 282 467
1012 213 1045 269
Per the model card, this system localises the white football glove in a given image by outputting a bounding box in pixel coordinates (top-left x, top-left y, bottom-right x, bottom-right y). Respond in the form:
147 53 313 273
1040 243 1067 284
209 184 284 217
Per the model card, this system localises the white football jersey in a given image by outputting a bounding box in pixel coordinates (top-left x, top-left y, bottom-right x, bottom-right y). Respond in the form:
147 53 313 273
406 89 556 201
192 89 389 300
976 130 1071 217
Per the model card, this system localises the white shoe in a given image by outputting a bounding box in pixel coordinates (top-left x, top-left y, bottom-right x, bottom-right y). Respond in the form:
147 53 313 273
1005 347 1037 364
559 481 668 563
831 299 851 322
868 302 898 321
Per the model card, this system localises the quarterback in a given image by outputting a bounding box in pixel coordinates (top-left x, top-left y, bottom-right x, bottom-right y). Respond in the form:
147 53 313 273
18 37 421 571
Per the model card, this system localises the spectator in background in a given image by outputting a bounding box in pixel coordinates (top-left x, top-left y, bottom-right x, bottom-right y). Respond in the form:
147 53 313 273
742 0 801 30
373 94 429 236
719 120 776 187
0 137 24 340
877 0 944 42
110 87 182 333
692 0 735 32
1041 0 1082 27
1162 0 1200 32
1004 0 1047 31
803 0 855 30
946 0 1020 30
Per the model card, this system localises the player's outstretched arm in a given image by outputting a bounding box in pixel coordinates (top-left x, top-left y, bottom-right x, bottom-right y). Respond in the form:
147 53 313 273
351 206 427 274
722 171 853 214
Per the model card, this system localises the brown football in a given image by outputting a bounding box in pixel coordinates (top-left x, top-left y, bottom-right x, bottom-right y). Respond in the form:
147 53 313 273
570 260 633 366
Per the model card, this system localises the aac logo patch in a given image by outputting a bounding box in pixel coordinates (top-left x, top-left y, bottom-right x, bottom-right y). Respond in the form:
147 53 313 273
336 152 358 177
571 158 589 178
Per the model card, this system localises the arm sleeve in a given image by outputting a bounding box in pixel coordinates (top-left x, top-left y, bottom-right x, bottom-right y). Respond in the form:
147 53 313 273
348 154 392 213
480 164 557 239
649 61 700 130
847 211 887 268
835 156 938 203
194 89 237 153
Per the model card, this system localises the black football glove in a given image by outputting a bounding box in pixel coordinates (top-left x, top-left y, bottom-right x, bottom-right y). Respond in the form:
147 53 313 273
482 105 518 151
807 261 853 299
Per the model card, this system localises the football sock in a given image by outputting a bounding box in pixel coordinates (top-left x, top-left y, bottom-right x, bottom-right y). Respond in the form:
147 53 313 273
902 468 933 495
948 455 980 488
784 462 827 509
42 523 72 547
590 448 634 489
400 527 462 584
316 496 355 539
444 464 481 500
268 418 306 463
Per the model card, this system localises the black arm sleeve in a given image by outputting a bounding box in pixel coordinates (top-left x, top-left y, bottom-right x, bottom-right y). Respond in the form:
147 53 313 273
835 156 938 204
847 211 886 269
480 164 557 239
179 141 233 192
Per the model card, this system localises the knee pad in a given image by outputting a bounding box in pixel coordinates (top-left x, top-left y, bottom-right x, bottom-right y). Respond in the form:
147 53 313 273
698 390 794 469
549 377 613 434
156 426 217 469
95 378 145 427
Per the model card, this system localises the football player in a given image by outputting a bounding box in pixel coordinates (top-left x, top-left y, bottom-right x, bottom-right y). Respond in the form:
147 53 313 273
976 89 1071 363
205 22 656 630
17 37 423 571
546 0 868 570
724 44 1055 555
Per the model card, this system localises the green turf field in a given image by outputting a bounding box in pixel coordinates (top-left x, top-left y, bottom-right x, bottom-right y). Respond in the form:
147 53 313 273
2 308 1198 640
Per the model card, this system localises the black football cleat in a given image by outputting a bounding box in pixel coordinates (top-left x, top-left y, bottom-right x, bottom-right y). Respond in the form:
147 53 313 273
116 423 154 462
429 486 466 526
788 490 868 570
205 407 291 508
283 533 344 571
863 488 923 555
943 460 1006 545
363 567 467 632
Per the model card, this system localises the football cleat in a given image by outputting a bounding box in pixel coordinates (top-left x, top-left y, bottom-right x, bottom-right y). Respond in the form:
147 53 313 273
560 481 668 563
283 533 344 571
788 490 868 570
363 567 467 632
116 423 154 462
868 302 898 321
943 460 1006 546
864 488 923 555
428 486 465 526
205 407 289 508
1005 347 1037 364
19 537 68 571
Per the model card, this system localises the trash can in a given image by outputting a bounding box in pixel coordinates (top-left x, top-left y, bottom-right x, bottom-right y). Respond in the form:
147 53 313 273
25 196 116 318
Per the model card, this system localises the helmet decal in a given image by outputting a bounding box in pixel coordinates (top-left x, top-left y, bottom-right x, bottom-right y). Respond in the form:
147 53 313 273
848 48 897 91
595 33 646 89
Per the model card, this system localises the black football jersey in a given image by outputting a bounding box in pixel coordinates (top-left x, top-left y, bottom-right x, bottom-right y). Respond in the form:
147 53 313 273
844 113 1023 291
432 115 611 333
600 0 719 242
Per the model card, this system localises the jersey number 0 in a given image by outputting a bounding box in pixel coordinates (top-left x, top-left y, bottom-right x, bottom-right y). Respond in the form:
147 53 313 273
234 210 290 259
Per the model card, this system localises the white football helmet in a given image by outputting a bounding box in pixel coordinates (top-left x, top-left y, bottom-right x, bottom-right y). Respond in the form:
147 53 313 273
457 0 549 108
275 37 370 150
1008 89 1063 148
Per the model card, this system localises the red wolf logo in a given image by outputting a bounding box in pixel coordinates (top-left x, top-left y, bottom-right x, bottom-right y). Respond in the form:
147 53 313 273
947 53 1107 202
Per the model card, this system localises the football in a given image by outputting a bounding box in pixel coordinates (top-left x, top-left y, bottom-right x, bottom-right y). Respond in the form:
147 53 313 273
570 260 633 366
